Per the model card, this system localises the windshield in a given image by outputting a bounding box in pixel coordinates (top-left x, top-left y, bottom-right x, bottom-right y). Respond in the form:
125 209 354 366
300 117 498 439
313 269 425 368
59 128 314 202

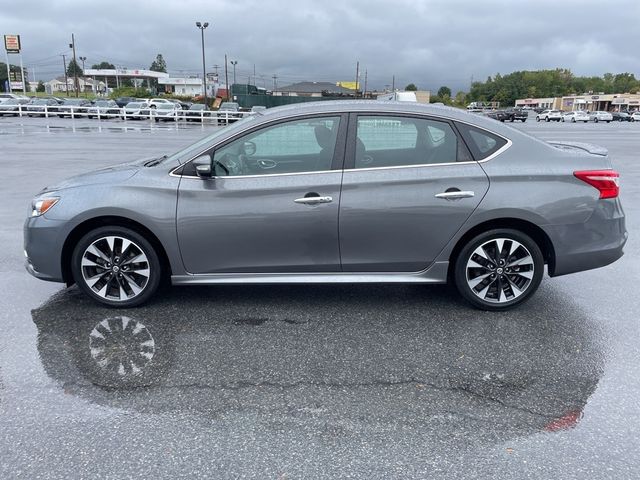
163 115 258 164
220 102 238 110
190 104 205 110
33 99 48 105
95 101 109 106
158 104 174 110
126 102 142 108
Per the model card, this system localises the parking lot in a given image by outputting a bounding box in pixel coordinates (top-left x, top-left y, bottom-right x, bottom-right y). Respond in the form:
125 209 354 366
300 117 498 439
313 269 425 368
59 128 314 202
1 114 639 478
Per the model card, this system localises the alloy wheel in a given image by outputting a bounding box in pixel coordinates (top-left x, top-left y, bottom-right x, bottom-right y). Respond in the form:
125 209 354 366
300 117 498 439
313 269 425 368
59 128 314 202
81 235 150 301
465 238 535 304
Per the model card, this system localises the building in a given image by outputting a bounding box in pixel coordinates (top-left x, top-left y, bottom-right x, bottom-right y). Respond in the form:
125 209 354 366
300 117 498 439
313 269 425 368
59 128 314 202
516 93 640 112
82 68 169 93
158 77 204 96
515 97 561 109
560 93 640 112
44 77 99 94
275 81 354 97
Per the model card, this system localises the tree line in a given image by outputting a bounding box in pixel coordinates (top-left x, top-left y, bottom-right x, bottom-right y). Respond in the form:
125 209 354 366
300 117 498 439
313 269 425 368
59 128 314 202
406 69 640 108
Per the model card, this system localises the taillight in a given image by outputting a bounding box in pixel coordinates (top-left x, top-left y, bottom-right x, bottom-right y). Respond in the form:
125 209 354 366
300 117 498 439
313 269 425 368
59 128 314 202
574 170 620 199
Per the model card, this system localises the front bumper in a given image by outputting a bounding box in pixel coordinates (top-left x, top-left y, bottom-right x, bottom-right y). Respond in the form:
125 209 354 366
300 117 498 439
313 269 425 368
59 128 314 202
24 216 67 283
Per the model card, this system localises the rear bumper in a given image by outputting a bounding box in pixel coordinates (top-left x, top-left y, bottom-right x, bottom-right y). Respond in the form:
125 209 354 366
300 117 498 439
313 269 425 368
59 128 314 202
545 199 627 277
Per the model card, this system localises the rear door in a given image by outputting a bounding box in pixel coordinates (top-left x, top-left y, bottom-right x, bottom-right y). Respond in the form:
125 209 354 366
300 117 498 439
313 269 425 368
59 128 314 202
338 114 493 272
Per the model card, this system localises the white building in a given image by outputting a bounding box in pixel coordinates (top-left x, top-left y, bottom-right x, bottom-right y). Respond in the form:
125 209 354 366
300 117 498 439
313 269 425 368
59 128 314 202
158 77 204 96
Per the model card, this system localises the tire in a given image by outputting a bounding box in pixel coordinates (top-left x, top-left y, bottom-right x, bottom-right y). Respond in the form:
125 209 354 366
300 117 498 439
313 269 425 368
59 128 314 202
545 117 550 122
562 118 565 122
595 118 599 123
606 121 610 123
71 226 162 307
536 116 540 122
571 118 576 123
453 229 544 311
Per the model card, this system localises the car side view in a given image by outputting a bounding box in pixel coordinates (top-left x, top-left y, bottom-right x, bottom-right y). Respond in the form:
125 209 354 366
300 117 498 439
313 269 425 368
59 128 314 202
24 101 627 310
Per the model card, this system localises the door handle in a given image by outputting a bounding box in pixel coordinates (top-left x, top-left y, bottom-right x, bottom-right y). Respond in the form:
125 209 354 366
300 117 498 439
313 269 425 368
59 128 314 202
294 196 333 205
434 190 475 200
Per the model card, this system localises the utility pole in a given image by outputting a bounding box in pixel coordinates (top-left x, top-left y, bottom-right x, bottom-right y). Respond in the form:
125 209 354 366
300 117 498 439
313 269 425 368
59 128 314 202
363 69 368 98
61 54 69 96
272 74 277 92
392 75 395 92
355 61 360 98
224 54 230 101
195 22 209 107
70 34 79 97
230 60 237 85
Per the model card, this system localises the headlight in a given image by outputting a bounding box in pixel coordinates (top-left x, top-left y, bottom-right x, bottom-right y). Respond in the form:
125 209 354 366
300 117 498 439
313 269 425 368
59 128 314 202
31 196 59 217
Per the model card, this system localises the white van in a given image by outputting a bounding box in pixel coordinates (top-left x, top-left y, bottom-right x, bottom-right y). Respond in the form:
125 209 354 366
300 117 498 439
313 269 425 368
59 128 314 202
377 91 417 102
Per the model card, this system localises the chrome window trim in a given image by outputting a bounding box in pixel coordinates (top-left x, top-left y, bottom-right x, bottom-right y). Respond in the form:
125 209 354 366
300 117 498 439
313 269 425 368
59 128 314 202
170 109 513 179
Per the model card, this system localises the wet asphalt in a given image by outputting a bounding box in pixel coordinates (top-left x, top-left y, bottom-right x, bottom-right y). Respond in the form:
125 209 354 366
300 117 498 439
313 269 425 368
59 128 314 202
0 115 638 479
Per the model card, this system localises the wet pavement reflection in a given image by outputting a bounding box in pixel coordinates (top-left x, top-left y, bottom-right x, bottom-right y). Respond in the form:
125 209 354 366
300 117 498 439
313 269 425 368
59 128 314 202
33 283 604 445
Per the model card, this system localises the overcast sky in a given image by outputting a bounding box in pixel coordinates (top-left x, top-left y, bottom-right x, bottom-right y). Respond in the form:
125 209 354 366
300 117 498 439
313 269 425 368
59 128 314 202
2 0 639 92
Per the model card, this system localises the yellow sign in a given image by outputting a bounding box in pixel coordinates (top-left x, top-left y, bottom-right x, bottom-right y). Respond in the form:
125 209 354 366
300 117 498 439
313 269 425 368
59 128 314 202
337 81 358 90
4 34 21 53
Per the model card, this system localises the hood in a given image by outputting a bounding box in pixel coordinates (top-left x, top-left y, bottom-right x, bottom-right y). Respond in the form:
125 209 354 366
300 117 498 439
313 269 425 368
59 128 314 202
40 156 157 193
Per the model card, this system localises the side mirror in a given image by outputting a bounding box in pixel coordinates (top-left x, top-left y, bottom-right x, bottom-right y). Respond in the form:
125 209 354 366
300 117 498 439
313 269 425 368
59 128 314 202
193 155 212 178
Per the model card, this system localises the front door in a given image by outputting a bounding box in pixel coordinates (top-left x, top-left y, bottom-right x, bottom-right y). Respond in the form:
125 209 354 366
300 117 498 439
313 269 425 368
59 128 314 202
339 114 491 272
177 115 346 274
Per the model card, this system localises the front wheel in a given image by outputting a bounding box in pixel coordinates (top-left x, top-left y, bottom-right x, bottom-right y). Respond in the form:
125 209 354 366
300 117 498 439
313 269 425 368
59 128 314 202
594 118 599 123
71 226 162 307
536 116 540 122
545 117 550 122
453 229 544 311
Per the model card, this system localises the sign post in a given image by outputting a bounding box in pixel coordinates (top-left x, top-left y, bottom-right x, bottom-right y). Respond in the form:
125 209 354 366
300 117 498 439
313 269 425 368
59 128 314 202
4 35 22 93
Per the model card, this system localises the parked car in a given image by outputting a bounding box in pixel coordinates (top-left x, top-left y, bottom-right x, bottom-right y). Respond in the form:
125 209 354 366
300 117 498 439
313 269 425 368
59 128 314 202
122 102 146 120
147 98 173 109
169 99 192 110
184 103 212 122
502 107 528 122
153 103 181 122
0 97 30 116
87 100 120 119
562 111 589 123
25 98 60 116
114 96 138 108
24 102 626 310
250 105 267 114
485 110 510 122
217 101 241 124
631 112 640 122
536 110 562 122
611 111 631 122
588 111 613 123
57 98 93 118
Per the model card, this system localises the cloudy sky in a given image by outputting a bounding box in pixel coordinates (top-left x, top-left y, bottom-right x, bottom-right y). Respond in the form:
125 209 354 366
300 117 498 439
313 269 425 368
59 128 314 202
2 0 639 92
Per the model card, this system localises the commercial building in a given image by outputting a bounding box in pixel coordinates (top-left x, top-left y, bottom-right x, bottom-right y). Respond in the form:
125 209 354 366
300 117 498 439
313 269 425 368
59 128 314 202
158 77 204 96
516 93 640 112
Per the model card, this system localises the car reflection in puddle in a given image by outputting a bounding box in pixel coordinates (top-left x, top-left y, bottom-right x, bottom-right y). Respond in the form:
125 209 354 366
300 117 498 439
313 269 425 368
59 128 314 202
32 283 603 444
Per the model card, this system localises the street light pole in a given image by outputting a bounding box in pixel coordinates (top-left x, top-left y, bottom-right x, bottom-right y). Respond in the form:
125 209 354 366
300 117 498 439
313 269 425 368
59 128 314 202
230 60 237 85
79 56 86 73
195 22 209 107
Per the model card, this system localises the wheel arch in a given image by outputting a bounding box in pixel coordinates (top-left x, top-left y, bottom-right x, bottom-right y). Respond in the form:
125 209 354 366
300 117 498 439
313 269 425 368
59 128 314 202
61 216 172 285
447 218 556 280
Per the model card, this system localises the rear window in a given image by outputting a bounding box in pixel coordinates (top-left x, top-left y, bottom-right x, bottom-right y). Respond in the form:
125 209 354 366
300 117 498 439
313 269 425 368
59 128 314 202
455 122 508 160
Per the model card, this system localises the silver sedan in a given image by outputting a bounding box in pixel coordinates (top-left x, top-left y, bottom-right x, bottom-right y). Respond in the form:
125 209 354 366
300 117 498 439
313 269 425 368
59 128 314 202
24 101 627 310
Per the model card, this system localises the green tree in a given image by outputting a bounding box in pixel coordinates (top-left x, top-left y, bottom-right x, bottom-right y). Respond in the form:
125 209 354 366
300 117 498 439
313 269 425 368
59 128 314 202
437 86 452 98
66 58 83 77
453 91 467 107
404 83 417 91
91 61 115 69
149 54 167 73
36 80 45 92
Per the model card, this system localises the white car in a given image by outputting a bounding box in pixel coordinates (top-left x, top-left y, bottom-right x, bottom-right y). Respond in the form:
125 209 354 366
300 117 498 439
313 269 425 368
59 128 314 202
146 98 173 109
562 111 589 123
536 110 562 122
122 101 146 119
630 111 640 122
588 111 613 123
153 103 181 121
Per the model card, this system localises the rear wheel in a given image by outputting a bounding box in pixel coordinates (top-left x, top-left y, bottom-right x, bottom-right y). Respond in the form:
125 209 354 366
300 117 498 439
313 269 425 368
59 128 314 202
71 226 161 307
454 229 544 311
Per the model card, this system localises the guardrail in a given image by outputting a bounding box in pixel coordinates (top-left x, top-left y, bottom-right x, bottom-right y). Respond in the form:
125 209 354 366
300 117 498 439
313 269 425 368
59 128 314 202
0 104 255 124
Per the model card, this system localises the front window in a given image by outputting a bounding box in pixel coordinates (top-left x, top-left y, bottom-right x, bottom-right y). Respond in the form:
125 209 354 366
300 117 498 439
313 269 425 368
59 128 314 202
210 116 341 176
